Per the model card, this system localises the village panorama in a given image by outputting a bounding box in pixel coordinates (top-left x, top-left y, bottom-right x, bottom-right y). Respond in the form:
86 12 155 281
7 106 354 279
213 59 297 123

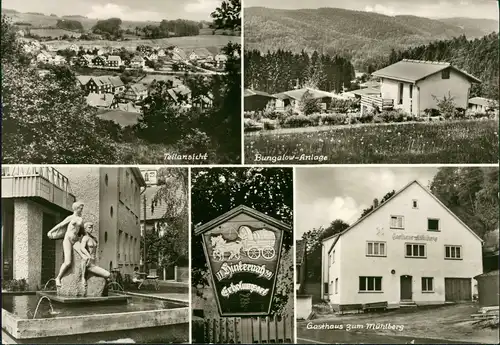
2 0 242 164
243 1 499 164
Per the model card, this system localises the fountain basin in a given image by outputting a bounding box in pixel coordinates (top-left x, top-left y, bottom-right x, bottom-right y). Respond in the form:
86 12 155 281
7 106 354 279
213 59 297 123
2 292 189 343
36 291 129 304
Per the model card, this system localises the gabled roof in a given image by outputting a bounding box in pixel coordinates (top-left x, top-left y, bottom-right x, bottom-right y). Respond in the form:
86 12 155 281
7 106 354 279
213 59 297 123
107 76 124 87
128 83 148 94
76 75 92 85
107 55 121 62
244 89 276 98
131 55 145 62
372 59 481 84
469 97 498 107
194 205 292 236
274 87 336 101
326 180 484 254
349 87 380 97
191 47 213 58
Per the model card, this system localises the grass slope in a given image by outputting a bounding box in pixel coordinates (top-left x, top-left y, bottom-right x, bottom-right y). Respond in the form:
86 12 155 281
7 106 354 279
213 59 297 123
245 119 499 164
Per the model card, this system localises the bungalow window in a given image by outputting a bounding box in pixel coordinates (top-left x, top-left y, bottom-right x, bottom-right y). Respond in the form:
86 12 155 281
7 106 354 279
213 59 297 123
422 277 434 292
428 218 440 232
398 83 404 105
366 241 386 257
445 245 462 259
359 276 382 292
335 278 339 294
324 282 329 294
409 84 413 99
442 69 450 79
390 215 404 229
406 243 426 258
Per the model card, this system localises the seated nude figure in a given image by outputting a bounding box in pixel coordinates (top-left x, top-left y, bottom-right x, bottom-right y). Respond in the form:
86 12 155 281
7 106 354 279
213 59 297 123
48 201 88 287
79 222 111 283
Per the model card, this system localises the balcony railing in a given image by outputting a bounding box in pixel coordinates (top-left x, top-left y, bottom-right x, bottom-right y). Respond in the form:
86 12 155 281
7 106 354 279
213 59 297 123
1 166 76 212
361 95 394 111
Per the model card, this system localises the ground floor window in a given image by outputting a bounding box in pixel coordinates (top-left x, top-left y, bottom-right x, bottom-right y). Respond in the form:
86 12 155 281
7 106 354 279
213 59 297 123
422 277 434 292
335 278 338 294
359 276 382 292
324 282 329 294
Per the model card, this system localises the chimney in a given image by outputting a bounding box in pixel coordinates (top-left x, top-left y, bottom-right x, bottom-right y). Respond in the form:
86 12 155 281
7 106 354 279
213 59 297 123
373 198 379 209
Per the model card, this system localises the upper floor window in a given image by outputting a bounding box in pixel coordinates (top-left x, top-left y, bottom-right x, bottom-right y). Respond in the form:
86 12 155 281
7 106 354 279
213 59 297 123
332 250 335 264
367 241 386 257
412 200 418 209
445 245 462 259
406 243 426 258
442 69 450 79
390 215 404 229
428 218 440 232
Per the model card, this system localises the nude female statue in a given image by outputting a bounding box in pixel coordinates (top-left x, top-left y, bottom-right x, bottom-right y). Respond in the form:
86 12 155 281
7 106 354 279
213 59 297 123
47 201 88 287
80 222 111 281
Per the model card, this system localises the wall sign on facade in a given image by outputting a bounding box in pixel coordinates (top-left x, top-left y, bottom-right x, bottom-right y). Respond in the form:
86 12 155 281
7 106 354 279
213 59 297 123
195 205 291 317
392 233 438 242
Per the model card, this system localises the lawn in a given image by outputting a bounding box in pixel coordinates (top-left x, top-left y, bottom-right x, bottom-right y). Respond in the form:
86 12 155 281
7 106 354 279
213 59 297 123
298 303 498 344
244 119 499 164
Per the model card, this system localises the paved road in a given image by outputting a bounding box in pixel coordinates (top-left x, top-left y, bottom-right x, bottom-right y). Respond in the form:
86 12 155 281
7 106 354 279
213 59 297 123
297 330 474 344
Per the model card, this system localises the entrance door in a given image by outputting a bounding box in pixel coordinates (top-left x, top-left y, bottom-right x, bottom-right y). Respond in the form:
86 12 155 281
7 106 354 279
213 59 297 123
445 278 472 301
41 213 56 285
400 275 413 300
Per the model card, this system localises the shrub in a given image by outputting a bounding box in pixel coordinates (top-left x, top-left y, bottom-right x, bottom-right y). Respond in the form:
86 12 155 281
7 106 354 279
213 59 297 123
261 118 278 130
299 91 321 115
321 113 347 126
373 115 384 123
283 114 313 128
330 98 360 113
359 114 374 123
2 279 28 291
424 108 441 117
177 129 212 155
244 118 263 131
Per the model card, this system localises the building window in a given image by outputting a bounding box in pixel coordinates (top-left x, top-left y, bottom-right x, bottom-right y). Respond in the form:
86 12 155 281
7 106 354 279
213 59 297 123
442 69 450 79
105 174 108 186
104 231 108 243
412 200 418 209
332 250 335 264
405 243 426 258
110 206 114 218
359 276 382 292
409 84 413 99
335 278 338 294
422 277 434 292
366 241 386 257
390 215 404 229
445 245 462 259
324 282 329 294
398 83 403 105
428 218 440 232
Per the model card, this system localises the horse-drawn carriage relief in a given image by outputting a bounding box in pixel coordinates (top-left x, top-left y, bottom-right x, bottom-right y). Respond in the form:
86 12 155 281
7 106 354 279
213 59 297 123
211 225 277 261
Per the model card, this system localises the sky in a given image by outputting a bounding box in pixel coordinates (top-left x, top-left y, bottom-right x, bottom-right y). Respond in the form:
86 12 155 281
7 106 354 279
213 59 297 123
2 0 220 21
244 0 499 20
295 167 439 239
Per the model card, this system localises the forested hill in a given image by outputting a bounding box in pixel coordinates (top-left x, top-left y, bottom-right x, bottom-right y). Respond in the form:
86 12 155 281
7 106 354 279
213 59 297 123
244 6 498 69
384 34 499 99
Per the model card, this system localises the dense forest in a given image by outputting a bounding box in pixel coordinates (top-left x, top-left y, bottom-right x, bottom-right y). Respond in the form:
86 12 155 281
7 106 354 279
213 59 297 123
375 34 499 99
245 7 498 71
244 49 355 94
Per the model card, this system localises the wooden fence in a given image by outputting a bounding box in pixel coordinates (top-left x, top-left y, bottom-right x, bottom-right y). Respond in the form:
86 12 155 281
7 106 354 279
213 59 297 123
201 316 294 343
361 95 394 112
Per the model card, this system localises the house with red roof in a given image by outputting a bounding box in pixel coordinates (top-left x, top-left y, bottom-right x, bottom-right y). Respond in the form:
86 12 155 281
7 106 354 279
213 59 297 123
365 59 481 116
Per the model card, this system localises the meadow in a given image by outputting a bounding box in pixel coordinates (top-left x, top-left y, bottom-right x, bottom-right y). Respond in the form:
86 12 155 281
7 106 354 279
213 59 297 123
44 35 239 50
244 119 499 164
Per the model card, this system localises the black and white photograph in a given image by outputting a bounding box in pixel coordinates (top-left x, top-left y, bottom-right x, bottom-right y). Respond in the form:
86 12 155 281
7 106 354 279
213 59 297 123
295 166 499 344
1 165 189 343
190 167 295 343
244 0 499 164
2 0 241 165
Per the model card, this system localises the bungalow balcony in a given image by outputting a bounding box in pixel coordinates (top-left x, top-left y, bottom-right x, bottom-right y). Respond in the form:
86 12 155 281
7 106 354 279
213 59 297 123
361 94 394 114
1 166 76 212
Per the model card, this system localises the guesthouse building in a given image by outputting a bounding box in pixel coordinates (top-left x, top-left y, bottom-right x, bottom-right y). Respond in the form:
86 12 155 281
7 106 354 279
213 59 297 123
321 180 483 310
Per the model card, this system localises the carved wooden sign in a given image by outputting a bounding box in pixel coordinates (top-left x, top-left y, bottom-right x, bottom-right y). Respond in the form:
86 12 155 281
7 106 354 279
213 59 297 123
195 205 291 317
